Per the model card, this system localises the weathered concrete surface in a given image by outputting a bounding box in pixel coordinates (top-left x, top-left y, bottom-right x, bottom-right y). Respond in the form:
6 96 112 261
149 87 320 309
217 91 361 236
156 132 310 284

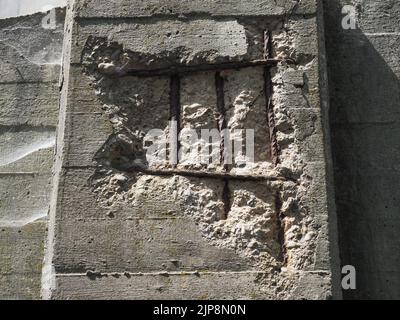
0 9 65 299
44 0 340 299
0 0 67 19
0 222 46 299
74 0 317 18
0 9 66 64
324 0 400 299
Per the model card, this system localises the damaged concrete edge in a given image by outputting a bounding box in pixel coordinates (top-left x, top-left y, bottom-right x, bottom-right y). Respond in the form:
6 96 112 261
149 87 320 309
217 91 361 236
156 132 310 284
315 0 342 300
41 0 74 300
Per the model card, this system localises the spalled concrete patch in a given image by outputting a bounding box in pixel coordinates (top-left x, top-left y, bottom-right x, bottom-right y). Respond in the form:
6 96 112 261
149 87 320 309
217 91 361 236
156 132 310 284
44 0 340 300
91 172 282 268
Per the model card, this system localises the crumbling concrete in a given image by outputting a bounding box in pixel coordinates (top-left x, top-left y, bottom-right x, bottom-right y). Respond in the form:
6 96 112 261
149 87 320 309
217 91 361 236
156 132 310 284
0 9 65 299
43 0 341 300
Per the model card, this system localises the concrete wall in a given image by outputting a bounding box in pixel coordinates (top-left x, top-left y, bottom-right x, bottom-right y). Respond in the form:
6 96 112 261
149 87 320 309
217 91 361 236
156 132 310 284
5 0 399 300
43 0 341 300
0 9 64 299
324 0 400 299
0 0 67 19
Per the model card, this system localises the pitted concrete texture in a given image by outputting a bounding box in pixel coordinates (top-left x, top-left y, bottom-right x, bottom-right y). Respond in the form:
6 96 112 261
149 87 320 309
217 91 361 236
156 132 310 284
324 0 400 299
0 9 65 299
43 0 340 299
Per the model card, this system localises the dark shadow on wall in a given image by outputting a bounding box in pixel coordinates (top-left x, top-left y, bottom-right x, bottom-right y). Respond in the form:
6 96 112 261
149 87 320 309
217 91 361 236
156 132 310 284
323 0 400 299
